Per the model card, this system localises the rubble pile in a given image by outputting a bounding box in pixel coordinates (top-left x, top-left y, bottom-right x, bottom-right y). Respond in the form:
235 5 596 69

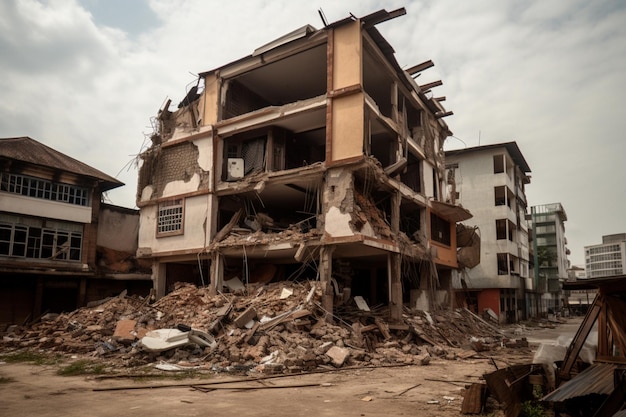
1 281 506 374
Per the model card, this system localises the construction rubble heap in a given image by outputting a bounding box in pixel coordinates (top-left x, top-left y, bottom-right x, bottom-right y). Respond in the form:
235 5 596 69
2 281 509 374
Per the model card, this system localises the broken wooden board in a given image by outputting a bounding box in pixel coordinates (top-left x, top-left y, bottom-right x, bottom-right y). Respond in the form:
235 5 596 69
233 307 257 328
461 383 486 414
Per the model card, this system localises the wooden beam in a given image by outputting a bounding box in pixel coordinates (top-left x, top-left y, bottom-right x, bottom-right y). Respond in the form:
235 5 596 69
435 111 454 119
559 294 603 381
212 208 243 243
405 60 434 76
362 8 407 28
420 80 443 91
434 96 446 102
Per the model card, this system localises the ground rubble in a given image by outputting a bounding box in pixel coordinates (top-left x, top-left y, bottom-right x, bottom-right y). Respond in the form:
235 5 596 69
1 281 516 375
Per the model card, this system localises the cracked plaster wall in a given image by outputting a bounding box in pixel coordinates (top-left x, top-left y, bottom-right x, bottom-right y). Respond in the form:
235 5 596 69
323 169 375 238
324 169 354 237
139 141 210 202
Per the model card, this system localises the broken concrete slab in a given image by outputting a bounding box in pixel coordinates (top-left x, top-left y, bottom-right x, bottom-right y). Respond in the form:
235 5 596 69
326 345 350 367
140 328 216 352
224 277 245 292
112 319 137 343
354 296 370 311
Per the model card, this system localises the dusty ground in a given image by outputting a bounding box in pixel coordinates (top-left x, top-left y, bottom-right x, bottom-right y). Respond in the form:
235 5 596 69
0 318 581 417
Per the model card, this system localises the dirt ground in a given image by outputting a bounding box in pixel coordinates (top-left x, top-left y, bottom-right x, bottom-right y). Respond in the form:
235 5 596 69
0 318 581 417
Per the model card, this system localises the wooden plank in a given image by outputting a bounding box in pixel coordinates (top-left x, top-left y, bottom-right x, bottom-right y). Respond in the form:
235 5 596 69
233 307 257 328
375 318 391 340
461 383 485 414
405 60 434 76
419 80 443 91
213 208 243 243
243 322 260 345
559 294 602 381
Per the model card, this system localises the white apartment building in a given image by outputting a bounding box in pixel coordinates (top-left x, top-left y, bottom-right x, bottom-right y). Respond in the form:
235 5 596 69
585 233 626 278
445 142 531 323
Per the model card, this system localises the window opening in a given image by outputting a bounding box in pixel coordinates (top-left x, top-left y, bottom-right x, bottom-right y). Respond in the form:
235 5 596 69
430 213 450 246
0 172 89 206
158 199 184 235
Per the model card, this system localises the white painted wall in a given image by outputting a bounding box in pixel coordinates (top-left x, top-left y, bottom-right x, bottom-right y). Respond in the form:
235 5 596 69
0 193 92 223
137 129 216 259
423 161 435 199
138 194 212 255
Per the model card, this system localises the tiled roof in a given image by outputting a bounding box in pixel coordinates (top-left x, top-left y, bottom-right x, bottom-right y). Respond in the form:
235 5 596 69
0 136 123 191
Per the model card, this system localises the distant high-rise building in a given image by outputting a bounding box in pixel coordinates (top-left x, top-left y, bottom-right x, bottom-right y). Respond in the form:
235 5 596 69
530 203 570 315
585 233 626 278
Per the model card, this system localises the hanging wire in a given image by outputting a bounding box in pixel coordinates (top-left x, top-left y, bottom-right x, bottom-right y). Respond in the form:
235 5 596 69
242 244 249 295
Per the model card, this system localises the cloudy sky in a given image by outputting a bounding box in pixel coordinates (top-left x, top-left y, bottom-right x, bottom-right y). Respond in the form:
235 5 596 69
1 0 624 267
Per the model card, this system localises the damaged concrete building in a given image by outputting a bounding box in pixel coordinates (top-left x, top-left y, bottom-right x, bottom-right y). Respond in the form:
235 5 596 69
136 8 472 321
0 137 152 327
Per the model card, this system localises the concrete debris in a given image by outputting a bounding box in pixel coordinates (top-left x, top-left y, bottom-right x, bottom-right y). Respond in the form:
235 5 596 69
325 346 350 367
1 281 509 374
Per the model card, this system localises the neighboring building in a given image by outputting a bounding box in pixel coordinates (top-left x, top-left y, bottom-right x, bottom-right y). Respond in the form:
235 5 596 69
530 202 570 316
0 137 151 326
136 8 472 321
585 233 626 279
445 142 532 323
565 265 595 314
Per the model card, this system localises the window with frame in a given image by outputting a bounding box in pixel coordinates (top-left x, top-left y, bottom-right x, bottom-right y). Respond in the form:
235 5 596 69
0 172 89 206
157 199 184 236
0 217 82 261
430 213 451 246
497 253 509 275
496 219 507 240
493 154 505 174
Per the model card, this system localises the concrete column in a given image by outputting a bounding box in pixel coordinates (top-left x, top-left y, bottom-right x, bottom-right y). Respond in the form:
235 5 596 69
319 245 335 321
153 261 167 299
209 251 223 295
77 278 87 308
389 253 402 322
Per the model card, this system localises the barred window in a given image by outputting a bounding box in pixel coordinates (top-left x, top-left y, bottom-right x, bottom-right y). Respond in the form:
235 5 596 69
157 199 184 236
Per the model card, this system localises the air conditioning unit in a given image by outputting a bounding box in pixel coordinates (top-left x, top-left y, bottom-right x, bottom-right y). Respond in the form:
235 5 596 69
227 158 244 181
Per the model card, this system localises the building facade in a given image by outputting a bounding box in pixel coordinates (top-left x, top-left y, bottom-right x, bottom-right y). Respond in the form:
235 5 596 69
136 8 472 320
530 202 570 316
565 265 595 314
0 137 150 326
585 233 626 279
445 142 532 323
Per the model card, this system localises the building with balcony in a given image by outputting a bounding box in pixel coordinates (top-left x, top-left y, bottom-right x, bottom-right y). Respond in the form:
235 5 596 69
530 202 570 316
0 137 151 326
136 8 472 321
445 142 532 323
